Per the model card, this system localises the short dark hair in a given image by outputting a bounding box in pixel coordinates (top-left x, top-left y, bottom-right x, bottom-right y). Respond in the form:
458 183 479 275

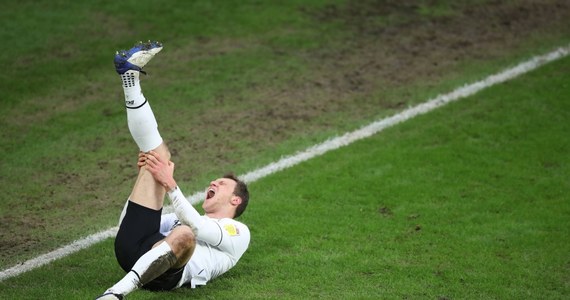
223 173 249 218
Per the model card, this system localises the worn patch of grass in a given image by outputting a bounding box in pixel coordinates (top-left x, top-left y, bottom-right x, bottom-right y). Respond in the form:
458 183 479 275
2 41 569 300
1 0 570 280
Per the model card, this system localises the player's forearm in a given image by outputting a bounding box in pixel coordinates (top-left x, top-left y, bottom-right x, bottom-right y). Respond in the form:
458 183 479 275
167 186 205 231
167 186 226 246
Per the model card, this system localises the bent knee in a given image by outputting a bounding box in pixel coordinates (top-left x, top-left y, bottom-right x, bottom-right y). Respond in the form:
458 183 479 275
154 143 171 161
168 225 196 252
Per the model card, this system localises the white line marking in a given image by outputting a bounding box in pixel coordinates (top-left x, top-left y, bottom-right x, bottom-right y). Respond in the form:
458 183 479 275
1 45 568 282
0 228 118 281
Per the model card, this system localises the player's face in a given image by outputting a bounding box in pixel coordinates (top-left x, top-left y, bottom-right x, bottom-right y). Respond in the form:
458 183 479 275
203 177 237 213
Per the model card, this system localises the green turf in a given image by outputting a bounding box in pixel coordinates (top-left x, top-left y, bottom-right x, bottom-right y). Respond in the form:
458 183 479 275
2 2 569 270
2 44 568 299
1 0 570 298
0 0 349 268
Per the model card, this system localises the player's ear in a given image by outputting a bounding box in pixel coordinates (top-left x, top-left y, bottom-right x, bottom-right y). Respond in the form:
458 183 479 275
230 195 242 207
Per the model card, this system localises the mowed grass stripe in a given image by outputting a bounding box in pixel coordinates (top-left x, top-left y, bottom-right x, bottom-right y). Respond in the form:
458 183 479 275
1 49 568 300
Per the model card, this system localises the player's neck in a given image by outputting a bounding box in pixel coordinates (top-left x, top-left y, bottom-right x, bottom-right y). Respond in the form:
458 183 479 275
205 210 234 220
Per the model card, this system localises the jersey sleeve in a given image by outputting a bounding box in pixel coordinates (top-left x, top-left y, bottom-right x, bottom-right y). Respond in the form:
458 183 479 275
193 218 250 259
212 218 251 259
166 186 250 259
167 186 207 231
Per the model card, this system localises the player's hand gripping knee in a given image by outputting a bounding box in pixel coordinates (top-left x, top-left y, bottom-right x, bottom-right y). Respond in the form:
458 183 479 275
145 150 177 190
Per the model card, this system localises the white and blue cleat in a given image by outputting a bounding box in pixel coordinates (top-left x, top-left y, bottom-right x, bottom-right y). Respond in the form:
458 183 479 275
114 40 163 75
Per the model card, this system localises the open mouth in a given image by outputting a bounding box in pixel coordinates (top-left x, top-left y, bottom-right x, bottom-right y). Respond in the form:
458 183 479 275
206 188 216 200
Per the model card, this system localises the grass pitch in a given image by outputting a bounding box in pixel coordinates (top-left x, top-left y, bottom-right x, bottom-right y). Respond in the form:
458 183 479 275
2 42 569 300
1 0 569 298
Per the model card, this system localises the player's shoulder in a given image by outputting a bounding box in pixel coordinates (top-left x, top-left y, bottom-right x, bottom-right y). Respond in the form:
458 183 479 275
219 218 250 237
219 217 249 230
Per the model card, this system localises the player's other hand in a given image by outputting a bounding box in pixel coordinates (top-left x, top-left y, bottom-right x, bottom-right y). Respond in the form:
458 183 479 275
145 150 177 190
137 151 146 170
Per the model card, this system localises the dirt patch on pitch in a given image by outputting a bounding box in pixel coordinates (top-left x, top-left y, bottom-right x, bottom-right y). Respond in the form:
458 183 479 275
266 0 570 120
167 0 570 163
2 0 570 269
162 0 570 180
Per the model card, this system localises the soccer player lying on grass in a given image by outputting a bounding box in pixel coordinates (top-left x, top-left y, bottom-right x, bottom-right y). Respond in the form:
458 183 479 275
96 41 250 299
